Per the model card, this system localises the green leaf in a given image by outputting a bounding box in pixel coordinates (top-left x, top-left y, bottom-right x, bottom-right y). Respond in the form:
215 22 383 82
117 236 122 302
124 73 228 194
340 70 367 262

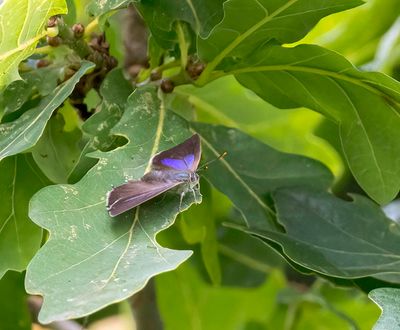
136 0 225 49
241 187 400 278
87 0 225 49
0 61 94 162
0 271 31 330
369 288 400 330
0 154 49 279
86 0 130 17
25 87 197 323
0 0 67 89
156 263 287 330
197 0 362 82
172 75 343 177
218 227 284 287
0 66 61 119
191 123 333 230
234 44 400 204
32 105 83 183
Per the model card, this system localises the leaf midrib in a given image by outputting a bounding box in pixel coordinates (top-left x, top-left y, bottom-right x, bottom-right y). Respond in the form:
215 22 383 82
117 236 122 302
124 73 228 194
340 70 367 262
196 132 274 216
231 64 400 109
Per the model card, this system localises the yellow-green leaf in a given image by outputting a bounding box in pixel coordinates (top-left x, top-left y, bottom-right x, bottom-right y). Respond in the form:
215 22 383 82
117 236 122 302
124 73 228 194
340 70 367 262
0 0 67 89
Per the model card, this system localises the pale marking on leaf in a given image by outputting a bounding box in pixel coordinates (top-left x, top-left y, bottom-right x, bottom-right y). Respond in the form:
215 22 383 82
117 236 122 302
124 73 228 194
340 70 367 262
197 133 273 217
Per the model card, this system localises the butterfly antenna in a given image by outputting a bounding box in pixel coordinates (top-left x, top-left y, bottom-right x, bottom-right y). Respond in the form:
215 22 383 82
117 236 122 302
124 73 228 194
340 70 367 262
198 151 228 171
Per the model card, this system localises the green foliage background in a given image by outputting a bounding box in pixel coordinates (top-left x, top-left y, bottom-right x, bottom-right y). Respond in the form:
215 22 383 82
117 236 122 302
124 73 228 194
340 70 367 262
1 0 400 328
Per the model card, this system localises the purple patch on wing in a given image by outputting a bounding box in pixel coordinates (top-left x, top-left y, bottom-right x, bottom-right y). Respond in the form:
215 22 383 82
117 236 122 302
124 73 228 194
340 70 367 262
184 154 195 168
161 158 188 170
161 154 195 170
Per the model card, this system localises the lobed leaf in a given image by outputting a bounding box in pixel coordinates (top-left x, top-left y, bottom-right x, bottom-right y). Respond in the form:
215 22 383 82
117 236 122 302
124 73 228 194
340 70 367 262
369 288 400 330
0 61 94 162
234 44 400 204
0 0 67 89
25 87 197 323
0 154 49 279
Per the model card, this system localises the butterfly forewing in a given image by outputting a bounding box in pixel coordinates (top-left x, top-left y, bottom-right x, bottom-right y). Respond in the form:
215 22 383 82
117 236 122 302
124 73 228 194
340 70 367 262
151 134 201 172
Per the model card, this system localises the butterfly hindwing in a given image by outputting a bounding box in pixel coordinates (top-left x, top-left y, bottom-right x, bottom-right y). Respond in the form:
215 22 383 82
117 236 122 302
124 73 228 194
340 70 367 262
107 180 181 217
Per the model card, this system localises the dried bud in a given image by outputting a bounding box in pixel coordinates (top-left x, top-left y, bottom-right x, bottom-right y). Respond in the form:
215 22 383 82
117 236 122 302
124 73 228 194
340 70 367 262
63 67 76 81
187 62 205 79
160 79 174 93
150 70 162 81
100 41 110 50
37 59 50 68
47 16 58 28
47 36 62 47
72 23 85 38
107 56 118 69
128 64 142 78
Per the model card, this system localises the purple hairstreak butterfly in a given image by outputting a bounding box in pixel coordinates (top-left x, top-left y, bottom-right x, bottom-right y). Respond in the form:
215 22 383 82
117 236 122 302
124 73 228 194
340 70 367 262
106 134 202 217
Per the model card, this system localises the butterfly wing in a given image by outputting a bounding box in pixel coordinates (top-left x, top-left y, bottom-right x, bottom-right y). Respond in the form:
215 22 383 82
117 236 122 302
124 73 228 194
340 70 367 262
151 134 201 172
107 180 181 217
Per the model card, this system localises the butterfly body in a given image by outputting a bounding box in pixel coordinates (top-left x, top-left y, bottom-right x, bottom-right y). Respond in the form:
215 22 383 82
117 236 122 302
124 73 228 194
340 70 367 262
106 134 201 217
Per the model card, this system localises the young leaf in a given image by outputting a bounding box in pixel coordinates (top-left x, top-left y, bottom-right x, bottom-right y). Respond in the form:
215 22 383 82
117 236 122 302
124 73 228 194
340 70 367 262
197 0 362 82
0 66 61 118
136 0 225 49
0 154 49 279
192 123 333 230
234 44 400 204
87 0 225 49
0 61 94 161
0 0 67 89
369 288 400 330
25 87 197 323
241 187 400 278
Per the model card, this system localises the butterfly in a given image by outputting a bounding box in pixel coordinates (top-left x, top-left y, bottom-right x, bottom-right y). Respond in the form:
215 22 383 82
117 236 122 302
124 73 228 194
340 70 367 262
106 134 201 217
